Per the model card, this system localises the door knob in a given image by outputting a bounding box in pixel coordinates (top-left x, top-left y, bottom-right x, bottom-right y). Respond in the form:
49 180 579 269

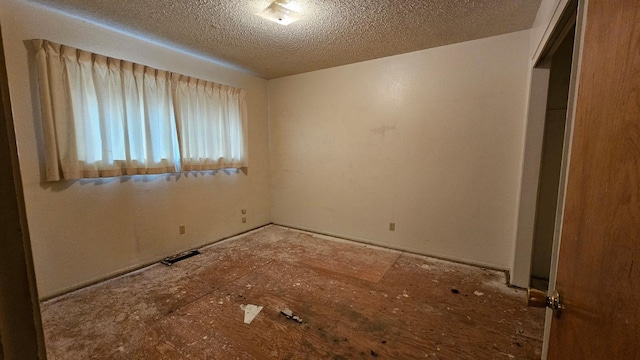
527 288 563 318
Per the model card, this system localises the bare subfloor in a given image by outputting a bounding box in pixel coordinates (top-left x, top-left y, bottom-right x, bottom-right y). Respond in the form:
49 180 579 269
41 226 544 359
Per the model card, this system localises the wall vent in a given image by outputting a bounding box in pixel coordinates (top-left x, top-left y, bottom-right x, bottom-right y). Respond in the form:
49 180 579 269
161 249 201 266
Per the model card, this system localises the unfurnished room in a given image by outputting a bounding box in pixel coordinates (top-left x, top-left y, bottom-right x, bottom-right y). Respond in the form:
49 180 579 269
0 0 638 359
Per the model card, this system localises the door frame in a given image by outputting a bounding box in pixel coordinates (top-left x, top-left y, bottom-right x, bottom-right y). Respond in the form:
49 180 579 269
511 0 584 288
0 24 47 359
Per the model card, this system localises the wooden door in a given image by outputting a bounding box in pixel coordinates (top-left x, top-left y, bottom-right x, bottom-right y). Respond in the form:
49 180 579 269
547 0 640 358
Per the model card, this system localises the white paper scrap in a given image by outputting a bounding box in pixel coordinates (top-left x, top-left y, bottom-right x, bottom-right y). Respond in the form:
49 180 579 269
240 304 264 324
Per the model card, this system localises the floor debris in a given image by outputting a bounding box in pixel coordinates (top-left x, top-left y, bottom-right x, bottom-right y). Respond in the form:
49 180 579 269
281 308 303 323
240 304 263 324
451 288 460 294
474 291 484 296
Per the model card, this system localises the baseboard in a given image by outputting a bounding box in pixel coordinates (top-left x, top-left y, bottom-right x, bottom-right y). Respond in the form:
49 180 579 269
272 223 510 276
42 222 515 301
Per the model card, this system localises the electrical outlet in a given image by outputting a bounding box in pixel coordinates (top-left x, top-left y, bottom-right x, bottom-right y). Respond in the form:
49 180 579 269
242 217 247 223
179 225 186 235
241 209 247 214
389 222 395 231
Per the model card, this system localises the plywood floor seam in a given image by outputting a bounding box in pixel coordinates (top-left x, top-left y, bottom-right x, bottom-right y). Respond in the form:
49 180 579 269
41 226 544 359
372 253 403 287
168 257 278 318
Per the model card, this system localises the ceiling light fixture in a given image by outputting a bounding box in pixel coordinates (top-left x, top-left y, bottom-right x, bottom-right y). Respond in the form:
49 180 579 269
257 0 304 26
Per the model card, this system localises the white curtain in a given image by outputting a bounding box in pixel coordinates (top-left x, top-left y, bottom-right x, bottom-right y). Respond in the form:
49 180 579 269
32 40 180 181
172 74 248 171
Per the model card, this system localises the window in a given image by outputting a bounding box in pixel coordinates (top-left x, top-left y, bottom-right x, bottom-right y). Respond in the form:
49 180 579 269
172 75 248 171
32 40 248 181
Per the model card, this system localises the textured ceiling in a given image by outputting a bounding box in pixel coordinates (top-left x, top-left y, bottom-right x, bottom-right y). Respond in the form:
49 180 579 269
28 0 541 79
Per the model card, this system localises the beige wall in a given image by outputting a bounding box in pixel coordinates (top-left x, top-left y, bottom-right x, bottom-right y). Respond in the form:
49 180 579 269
269 30 531 270
0 0 271 298
1 0 539 297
